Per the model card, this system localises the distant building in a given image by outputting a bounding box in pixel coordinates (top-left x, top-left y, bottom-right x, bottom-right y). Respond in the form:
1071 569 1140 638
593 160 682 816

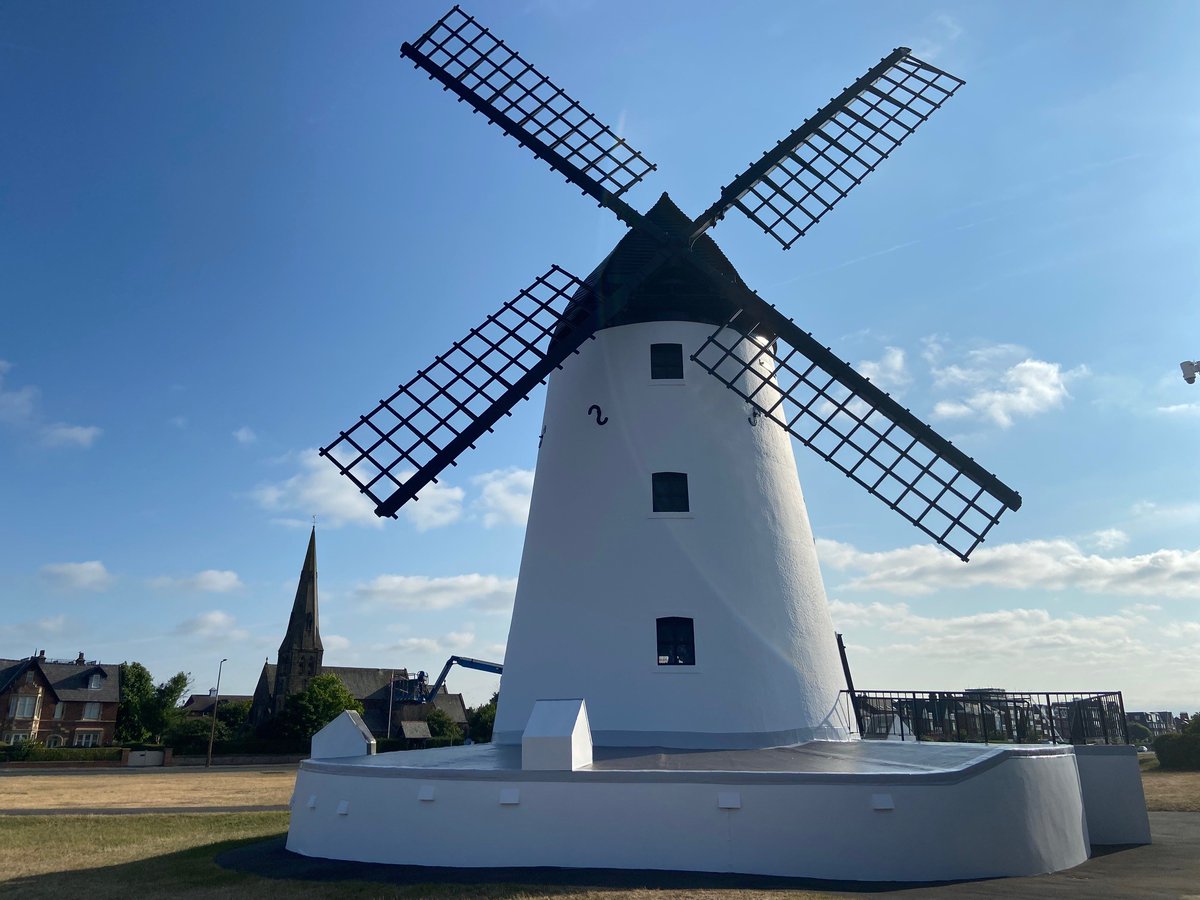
0 651 120 747
248 528 468 738
1126 710 1177 738
181 689 253 718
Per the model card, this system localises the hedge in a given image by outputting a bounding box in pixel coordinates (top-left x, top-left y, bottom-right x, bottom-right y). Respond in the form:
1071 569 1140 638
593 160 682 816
1 745 122 763
1153 733 1200 770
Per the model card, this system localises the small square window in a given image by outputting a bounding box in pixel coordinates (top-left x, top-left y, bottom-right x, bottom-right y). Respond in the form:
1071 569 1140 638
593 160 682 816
657 617 695 666
650 343 684 380
652 472 689 513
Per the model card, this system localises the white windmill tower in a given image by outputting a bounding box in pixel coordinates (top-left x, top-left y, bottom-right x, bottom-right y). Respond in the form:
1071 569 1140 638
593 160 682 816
322 7 1021 750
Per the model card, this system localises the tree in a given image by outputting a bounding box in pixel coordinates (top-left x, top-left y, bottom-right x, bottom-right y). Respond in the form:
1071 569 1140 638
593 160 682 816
275 673 363 741
163 716 230 754
425 706 463 742
1127 721 1153 744
467 692 498 743
217 699 251 735
116 662 191 744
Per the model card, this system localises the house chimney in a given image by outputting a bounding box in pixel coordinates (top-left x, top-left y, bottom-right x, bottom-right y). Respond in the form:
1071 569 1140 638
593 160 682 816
76 652 86 665
37 649 45 661
209 688 218 698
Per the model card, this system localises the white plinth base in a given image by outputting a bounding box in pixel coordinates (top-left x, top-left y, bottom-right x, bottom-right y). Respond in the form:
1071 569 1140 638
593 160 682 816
287 741 1105 882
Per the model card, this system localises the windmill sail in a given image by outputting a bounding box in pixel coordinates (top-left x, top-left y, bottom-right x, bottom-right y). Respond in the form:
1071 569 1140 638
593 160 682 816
690 49 964 248
402 6 656 230
693 303 1020 561
321 267 597 518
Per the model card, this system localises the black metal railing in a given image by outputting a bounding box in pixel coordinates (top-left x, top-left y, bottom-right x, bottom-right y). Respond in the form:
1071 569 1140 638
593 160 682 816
840 690 1128 745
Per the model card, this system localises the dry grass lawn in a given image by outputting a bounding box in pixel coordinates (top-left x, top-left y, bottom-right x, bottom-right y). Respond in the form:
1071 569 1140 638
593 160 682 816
0 768 295 810
0 813 832 899
1139 767 1200 812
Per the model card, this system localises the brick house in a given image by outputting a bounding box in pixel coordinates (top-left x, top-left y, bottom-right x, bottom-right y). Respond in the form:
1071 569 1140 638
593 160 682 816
0 651 120 747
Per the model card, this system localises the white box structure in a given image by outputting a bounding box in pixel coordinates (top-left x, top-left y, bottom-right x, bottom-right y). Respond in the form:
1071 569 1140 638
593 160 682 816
310 710 376 760
522 698 592 771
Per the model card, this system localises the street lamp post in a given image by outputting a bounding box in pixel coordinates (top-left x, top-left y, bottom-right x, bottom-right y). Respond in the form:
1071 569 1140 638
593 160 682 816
205 658 228 769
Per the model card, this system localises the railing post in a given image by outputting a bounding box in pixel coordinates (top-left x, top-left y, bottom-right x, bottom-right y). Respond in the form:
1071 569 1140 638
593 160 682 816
981 701 990 744
1117 692 1130 745
1046 693 1056 744
913 692 921 741
897 697 906 741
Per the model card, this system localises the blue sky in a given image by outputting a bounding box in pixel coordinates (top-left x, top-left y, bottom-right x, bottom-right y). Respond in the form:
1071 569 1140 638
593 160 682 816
2 1 1197 713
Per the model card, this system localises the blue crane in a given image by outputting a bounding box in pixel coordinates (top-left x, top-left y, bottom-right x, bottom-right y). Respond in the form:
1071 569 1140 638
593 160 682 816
417 655 503 703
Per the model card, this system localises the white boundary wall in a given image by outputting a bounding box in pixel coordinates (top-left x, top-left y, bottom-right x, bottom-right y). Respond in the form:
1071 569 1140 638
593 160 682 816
287 747 1089 880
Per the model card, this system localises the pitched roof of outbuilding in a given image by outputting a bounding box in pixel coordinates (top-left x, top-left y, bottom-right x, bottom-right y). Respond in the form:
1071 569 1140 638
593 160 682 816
400 720 431 739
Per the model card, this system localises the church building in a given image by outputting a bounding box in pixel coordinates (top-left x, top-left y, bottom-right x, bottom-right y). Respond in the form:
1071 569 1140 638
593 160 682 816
249 528 468 738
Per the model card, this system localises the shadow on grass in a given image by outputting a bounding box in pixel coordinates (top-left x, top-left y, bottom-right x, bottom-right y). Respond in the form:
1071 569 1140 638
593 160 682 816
217 836 977 895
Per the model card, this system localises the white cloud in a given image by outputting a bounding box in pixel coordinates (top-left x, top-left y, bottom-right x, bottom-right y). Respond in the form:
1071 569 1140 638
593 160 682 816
252 451 466 531
1130 500 1200 527
41 423 102 447
858 347 911 394
174 610 249 641
233 426 257 444
252 450 381 529
389 636 442 656
817 537 1200 598
444 630 476 651
148 570 243 593
323 634 351 652
402 478 464 531
40 561 113 592
829 599 1149 666
1088 529 1129 552
355 573 517 612
1155 403 1200 416
932 359 1083 428
0 361 102 448
909 13 964 61
0 613 69 641
473 468 535 527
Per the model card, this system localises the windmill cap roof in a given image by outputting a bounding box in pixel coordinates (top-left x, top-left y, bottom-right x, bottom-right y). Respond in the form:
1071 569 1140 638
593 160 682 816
560 193 751 335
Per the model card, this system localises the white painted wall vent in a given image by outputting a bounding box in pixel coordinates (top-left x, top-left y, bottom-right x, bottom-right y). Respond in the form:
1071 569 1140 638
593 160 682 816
871 793 895 811
499 788 521 805
336 800 350 816
718 791 742 809
417 785 436 802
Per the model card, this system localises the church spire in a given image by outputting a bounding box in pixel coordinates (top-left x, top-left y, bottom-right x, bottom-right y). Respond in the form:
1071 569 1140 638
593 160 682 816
281 526 322 654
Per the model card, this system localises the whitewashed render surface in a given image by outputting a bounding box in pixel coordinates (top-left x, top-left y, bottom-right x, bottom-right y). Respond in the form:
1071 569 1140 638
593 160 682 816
494 321 849 748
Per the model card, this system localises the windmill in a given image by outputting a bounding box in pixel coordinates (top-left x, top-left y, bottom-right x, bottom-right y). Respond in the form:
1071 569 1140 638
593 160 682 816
321 7 1022 749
